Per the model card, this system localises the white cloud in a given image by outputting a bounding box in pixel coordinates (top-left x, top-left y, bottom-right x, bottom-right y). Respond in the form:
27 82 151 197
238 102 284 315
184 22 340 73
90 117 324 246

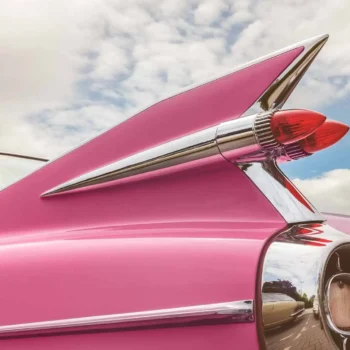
293 169 350 215
194 1 228 25
0 0 349 162
91 39 130 80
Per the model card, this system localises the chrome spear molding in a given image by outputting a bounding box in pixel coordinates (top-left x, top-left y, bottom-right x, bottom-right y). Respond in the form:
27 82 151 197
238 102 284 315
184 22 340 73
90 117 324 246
42 34 328 224
239 160 324 223
42 112 269 196
41 110 286 196
0 300 254 337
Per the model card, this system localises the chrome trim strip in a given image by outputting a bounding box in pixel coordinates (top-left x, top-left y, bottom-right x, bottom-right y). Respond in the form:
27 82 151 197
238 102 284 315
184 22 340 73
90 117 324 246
42 126 219 195
257 34 328 111
41 34 327 224
42 115 260 196
0 300 254 337
239 161 324 223
38 34 328 171
40 34 327 176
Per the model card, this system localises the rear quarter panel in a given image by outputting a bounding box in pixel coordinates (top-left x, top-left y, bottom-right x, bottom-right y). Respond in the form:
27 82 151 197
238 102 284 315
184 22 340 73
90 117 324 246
0 224 283 349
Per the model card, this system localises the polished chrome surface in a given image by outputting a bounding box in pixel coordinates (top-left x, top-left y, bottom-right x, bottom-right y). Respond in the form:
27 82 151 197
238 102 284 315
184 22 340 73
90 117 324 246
260 223 350 349
239 160 324 223
0 300 254 337
283 143 310 160
253 111 279 151
42 35 328 193
41 34 329 227
216 114 260 161
42 126 219 196
39 34 329 172
43 115 263 196
258 34 328 111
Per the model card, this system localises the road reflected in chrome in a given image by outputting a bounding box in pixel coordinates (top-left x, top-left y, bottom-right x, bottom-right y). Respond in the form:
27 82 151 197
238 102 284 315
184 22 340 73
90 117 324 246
265 310 328 349
261 224 350 350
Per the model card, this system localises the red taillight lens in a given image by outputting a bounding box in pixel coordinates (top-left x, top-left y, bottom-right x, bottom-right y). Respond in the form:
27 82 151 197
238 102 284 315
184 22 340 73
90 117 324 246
270 110 326 144
298 120 349 153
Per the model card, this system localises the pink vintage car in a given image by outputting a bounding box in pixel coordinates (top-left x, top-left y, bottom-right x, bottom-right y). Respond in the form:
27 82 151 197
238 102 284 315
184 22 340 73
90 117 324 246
0 33 350 349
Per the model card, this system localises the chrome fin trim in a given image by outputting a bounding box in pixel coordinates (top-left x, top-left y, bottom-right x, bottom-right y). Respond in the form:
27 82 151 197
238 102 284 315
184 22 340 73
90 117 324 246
239 161 325 223
39 35 328 171
258 34 328 111
41 34 328 225
0 300 254 337
42 126 219 196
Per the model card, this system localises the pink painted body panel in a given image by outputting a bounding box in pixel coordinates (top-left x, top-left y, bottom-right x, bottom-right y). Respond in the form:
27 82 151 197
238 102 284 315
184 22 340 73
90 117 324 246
0 228 276 326
0 48 306 349
324 213 350 234
0 48 301 234
0 224 280 349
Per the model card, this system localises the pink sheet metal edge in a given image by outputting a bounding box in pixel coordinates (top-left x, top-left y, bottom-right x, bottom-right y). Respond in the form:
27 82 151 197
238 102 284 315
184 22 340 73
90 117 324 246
0 36 312 233
0 34 333 350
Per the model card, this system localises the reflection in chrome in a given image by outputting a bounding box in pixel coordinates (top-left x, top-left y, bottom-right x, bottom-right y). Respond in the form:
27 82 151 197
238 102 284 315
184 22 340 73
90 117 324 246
260 224 350 349
41 34 328 172
240 161 324 223
41 112 281 197
41 113 262 196
262 293 305 329
282 142 311 161
44 110 292 197
0 300 254 337
42 34 328 206
258 34 328 111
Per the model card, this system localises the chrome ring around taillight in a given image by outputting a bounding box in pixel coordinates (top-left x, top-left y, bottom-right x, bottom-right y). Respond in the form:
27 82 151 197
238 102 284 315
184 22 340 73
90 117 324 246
259 224 350 350
283 143 311 160
253 110 280 152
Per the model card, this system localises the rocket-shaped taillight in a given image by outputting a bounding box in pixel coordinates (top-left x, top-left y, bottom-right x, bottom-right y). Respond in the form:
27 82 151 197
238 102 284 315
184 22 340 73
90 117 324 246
284 120 349 160
270 110 326 144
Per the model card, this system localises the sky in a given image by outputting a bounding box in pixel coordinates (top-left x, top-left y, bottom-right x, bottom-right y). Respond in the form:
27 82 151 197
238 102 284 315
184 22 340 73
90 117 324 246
0 0 349 214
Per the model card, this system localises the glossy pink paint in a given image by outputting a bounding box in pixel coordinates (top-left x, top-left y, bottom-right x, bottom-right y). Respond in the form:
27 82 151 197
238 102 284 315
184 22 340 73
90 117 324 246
0 233 261 324
324 213 350 234
0 224 279 349
0 48 301 234
0 47 306 349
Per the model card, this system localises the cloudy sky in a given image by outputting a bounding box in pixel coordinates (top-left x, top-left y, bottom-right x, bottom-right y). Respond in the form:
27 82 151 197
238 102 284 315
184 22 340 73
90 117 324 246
0 0 349 214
